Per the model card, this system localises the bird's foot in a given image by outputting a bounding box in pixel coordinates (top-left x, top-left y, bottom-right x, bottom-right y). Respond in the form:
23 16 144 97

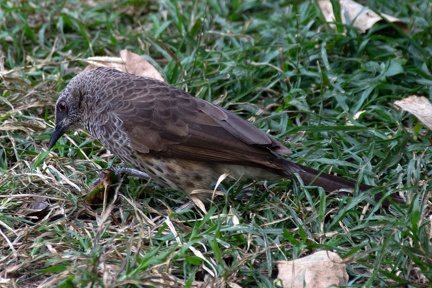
112 167 150 180
85 167 150 205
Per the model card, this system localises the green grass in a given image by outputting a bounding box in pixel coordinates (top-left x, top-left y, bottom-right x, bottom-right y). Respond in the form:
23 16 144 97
1 0 431 286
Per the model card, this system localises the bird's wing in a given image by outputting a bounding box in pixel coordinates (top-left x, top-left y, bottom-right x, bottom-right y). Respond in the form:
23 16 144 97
105 71 290 169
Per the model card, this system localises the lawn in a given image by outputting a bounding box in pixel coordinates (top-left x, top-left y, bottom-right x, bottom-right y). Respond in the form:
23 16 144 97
0 0 431 287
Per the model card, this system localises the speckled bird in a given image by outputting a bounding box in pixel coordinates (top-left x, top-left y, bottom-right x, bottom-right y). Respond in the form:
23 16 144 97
49 67 401 204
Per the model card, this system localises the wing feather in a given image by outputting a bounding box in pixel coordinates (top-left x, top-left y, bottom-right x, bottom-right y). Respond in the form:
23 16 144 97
100 69 290 170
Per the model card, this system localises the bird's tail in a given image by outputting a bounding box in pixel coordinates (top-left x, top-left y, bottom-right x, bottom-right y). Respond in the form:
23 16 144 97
284 161 404 206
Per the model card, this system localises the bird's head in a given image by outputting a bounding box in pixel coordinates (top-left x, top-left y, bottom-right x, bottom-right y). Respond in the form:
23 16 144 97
49 74 87 149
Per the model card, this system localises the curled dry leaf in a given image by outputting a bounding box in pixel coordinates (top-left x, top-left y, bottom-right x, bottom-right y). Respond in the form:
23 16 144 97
318 0 407 33
277 251 348 288
22 198 51 221
119 50 165 82
394 95 432 131
85 169 118 206
86 49 165 82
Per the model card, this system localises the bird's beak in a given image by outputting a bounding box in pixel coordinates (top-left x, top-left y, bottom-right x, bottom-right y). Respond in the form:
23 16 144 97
49 122 67 149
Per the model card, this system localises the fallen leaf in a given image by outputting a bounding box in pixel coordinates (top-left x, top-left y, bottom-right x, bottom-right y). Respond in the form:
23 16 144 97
86 50 165 82
119 50 165 81
277 251 348 288
85 169 118 206
394 95 432 131
318 0 407 33
13 197 52 222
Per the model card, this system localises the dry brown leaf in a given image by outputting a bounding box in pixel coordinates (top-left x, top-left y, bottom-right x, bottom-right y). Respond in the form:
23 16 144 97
119 50 164 81
86 50 164 82
277 251 348 288
318 0 407 33
394 95 432 131
85 169 118 206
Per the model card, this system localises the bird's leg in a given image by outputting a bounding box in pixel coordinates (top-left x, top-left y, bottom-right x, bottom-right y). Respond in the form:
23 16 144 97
85 167 149 205
112 167 150 180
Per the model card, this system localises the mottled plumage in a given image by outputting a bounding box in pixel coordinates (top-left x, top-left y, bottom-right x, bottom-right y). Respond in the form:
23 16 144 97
49 67 402 205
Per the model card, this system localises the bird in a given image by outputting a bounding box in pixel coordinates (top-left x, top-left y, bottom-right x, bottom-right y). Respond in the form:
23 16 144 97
49 67 403 205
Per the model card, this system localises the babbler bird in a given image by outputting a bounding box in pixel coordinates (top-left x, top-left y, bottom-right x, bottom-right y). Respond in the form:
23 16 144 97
49 67 401 205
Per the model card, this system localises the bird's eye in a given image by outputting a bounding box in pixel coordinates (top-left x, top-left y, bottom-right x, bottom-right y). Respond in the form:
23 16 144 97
57 101 67 113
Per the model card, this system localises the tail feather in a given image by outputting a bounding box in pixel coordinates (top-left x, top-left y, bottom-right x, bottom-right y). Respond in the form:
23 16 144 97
284 161 404 206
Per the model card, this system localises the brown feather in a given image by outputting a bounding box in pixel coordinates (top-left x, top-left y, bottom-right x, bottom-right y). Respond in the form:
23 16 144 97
112 73 290 170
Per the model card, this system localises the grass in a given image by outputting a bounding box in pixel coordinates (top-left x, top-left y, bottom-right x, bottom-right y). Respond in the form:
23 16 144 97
0 0 431 286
